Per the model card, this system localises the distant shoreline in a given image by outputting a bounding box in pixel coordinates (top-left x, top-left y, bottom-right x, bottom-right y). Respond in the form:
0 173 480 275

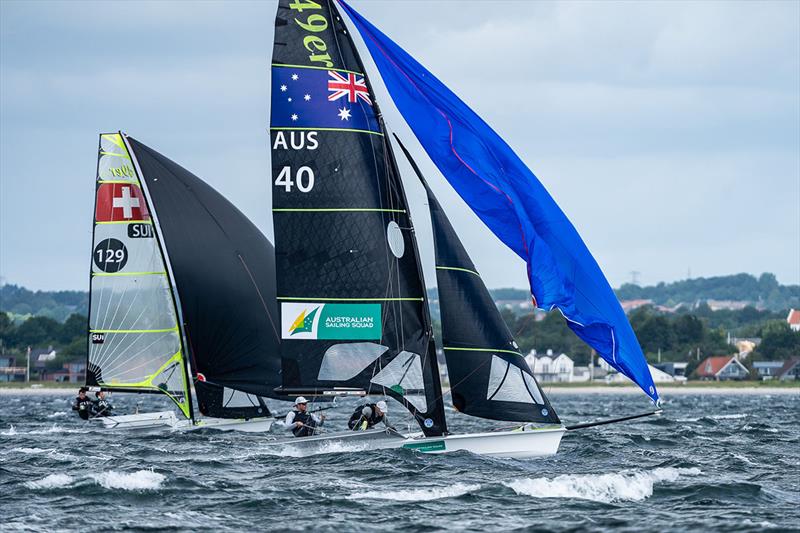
0 384 796 396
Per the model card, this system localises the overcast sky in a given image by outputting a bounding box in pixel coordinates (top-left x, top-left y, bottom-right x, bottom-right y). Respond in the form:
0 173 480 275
1 0 798 292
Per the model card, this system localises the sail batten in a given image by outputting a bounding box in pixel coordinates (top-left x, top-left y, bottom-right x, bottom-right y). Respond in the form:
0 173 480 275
270 0 446 436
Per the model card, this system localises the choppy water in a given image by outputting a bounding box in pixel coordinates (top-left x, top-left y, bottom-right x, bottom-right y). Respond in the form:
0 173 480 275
1 391 798 532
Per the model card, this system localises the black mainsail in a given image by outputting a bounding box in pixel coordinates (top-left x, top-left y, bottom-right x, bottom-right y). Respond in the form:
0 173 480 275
87 133 280 420
396 138 560 424
270 0 446 435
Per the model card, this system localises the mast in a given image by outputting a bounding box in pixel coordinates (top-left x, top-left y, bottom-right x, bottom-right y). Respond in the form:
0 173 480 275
270 0 447 435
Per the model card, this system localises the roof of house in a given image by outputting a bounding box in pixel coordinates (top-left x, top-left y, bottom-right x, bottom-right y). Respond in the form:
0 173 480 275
787 309 800 326
778 357 800 378
695 355 741 377
753 361 786 369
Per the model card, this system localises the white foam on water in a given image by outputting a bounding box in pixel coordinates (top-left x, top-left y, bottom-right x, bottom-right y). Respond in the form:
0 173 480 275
2 424 17 435
91 470 166 491
46 411 68 419
12 447 52 454
254 439 375 458
18 424 81 435
710 413 747 420
732 453 756 465
347 482 480 502
741 424 779 433
505 467 702 503
25 473 74 490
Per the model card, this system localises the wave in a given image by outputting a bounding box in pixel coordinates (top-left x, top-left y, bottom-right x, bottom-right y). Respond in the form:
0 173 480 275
1 425 16 435
90 470 165 491
11 446 75 461
347 482 480 502
505 467 701 503
46 411 69 419
25 473 74 490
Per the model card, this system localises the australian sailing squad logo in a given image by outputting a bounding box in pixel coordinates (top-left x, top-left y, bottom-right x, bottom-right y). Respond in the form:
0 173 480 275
281 302 381 340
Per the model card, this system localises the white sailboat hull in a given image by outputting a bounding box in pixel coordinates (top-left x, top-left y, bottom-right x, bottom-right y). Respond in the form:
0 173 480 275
92 411 273 433
260 426 565 458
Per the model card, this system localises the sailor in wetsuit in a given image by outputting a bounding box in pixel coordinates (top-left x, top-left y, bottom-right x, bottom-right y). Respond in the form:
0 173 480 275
72 388 94 420
284 396 325 437
92 391 113 417
348 400 389 431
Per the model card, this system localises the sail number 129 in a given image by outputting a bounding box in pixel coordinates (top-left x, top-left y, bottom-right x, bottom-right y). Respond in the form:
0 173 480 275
275 166 315 193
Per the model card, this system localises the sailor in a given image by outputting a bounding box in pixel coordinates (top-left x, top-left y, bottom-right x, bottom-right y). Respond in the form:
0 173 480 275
72 388 94 421
348 400 390 431
284 396 325 437
92 391 113 417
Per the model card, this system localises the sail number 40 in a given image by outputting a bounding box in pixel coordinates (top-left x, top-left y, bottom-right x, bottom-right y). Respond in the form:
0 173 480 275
275 166 315 193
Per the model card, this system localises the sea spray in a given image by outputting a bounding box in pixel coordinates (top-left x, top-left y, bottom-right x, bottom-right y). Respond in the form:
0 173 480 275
91 470 166 491
505 467 702 503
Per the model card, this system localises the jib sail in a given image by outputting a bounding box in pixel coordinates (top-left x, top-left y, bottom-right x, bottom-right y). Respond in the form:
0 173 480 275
127 137 281 419
270 0 446 436
87 133 191 418
397 138 559 424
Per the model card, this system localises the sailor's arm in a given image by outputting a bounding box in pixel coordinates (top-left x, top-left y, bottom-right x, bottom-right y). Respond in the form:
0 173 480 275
284 411 296 430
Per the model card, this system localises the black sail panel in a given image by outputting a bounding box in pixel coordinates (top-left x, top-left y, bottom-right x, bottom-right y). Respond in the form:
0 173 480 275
271 0 446 436
396 137 560 424
127 137 281 417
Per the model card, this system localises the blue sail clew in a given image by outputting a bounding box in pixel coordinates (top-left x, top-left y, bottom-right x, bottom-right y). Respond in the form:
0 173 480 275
338 0 659 404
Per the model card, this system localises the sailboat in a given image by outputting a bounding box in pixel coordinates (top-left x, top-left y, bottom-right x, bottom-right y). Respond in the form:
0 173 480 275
86 132 283 432
261 0 660 457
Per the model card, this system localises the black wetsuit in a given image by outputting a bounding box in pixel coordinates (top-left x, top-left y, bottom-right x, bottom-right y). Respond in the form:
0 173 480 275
72 396 94 420
347 403 385 430
92 398 113 417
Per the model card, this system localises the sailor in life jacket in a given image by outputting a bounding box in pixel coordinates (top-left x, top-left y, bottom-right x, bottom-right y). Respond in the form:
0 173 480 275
284 396 325 437
92 390 113 417
348 400 390 431
72 388 94 421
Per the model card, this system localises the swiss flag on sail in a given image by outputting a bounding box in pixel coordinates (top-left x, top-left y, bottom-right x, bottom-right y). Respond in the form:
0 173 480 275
95 183 150 222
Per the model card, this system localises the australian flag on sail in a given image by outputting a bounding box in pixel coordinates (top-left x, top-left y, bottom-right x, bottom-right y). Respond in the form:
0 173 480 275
271 66 381 133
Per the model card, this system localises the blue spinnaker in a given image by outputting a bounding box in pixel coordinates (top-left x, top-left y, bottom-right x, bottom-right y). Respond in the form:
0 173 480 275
338 0 658 403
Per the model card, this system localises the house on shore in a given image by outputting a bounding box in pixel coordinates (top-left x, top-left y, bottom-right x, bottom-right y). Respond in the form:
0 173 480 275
694 355 748 381
787 309 800 332
777 357 800 381
0 356 26 382
526 350 574 383
753 361 785 381
653 362 688 378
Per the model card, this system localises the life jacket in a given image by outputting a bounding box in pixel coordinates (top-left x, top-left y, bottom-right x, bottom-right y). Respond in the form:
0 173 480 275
348 403 384 430
291 409 317 437
74 397 93 420
93 399 112 417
